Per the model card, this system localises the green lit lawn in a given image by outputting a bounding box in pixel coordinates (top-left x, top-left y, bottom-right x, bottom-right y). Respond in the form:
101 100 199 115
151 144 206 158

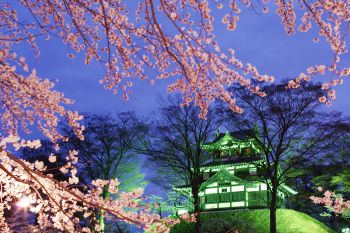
170 209 335 233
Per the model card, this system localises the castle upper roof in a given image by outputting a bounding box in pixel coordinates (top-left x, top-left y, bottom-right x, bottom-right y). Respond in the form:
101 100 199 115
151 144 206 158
208 129 256 144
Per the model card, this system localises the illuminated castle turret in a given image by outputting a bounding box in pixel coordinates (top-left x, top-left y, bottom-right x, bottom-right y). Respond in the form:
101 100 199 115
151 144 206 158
174 130 296 215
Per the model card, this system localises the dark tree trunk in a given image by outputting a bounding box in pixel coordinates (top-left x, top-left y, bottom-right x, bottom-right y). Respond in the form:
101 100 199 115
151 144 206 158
269 205 277 233
159 205 162 219
269 185 278 233
192 185 201 233
99 185 110 233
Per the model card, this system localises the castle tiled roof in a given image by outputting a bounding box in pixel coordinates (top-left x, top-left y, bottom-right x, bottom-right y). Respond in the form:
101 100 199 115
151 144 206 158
205 129 256 145
202 156 263 167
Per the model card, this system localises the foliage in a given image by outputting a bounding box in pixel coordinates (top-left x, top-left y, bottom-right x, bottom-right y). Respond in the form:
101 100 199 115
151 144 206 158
312 137 350 195
170 220 195 233
170 209 334 233
147 192 182 217
331 169 350 195
283 134 350 230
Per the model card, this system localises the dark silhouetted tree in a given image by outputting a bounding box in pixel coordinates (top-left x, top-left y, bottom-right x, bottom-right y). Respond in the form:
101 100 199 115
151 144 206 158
60 112 148 232
140 96 221 233
219 81 348 233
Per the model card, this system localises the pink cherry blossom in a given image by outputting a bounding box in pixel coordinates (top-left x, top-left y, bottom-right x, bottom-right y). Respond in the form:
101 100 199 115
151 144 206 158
310 188 350 216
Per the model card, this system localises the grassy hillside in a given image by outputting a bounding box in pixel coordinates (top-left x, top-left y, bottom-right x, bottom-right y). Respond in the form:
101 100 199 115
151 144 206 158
170 209 335 233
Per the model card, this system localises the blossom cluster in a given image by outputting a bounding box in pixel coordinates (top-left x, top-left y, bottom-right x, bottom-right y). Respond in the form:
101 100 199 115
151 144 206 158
0 50 84 143
2 0 349 120
0 139 183 232
310 187 350 215
0 0 275 121
286 0 350 105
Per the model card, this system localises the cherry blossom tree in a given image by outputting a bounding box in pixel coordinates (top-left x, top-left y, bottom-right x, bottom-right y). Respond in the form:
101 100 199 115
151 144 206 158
1 0 350 232
311 188 350 217
310 187 350 231
1 137 198 232
2 0 349 121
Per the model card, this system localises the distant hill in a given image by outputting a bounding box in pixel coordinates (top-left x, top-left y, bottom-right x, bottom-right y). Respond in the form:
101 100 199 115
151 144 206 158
170 209 334 233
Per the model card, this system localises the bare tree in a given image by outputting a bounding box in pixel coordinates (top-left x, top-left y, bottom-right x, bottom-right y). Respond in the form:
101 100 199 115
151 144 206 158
219 81 349 233
139 96 221 233
60 112 148 232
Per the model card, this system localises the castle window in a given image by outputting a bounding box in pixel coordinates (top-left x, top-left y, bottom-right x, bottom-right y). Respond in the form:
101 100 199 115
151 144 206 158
232 149 239 155
219 193 230 202
249 192 258 201
214 151 220 159
206 194 219 203
221 150 228 157
219 181 231 186
243 147 252 155
232 192 245 201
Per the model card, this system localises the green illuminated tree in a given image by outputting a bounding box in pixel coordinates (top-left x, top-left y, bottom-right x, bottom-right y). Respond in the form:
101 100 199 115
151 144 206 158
331 170 350 195
318 137 350 195
147 192 182 218
140 96 221 233
220 81 347 233
282 134 350 231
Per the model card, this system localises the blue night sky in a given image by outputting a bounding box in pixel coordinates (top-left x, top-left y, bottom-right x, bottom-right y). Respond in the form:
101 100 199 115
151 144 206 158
19 3 350 118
